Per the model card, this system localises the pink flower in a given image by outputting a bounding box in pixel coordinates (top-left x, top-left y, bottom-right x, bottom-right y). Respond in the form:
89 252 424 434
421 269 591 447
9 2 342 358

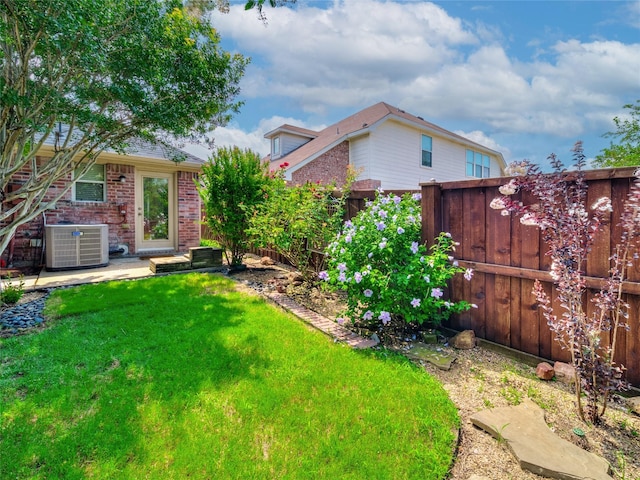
431 288 443 298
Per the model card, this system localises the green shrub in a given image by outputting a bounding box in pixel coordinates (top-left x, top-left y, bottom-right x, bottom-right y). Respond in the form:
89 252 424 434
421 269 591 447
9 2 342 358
1 275 25 304
198 146 273 267
199 238 221 248
320 190 473 327
248 168 353 281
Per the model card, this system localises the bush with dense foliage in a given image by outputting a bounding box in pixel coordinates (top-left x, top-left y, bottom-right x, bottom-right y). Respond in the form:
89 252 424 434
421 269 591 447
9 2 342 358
320 190 473 328
199 147 272 267
248 168 353 281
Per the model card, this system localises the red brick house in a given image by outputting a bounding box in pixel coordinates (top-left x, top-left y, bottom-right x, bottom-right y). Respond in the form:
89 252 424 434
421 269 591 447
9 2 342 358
4 141 204 270
265 102 506 190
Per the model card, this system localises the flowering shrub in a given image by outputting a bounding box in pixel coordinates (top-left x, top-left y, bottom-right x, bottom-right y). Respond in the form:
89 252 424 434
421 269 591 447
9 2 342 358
320 190 473 328
491 141 640 424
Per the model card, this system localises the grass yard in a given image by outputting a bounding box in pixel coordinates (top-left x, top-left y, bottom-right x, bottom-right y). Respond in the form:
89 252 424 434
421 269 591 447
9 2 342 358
0 273 459 479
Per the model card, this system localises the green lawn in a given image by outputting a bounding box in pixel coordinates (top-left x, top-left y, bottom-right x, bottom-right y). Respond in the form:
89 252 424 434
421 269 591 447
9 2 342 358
0 273 459 479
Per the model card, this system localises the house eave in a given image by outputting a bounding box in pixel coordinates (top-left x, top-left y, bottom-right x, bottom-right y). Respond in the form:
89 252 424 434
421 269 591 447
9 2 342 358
36 145 203 173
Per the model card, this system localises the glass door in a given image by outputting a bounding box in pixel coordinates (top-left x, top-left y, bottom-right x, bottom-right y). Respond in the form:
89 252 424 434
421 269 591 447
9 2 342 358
136 172 175 251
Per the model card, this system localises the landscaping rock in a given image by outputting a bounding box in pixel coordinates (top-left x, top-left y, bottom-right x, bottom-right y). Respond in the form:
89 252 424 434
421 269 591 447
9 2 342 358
471 401 612 480
536 362 555 380
260 256 276 265
451 330 476 349
626 396 640 416
1 292 50 333
420 329 438 344
288 271 303 281
553 361 576 384
404 343 457 370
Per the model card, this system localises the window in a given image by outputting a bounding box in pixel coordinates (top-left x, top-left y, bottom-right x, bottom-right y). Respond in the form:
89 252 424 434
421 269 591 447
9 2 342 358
421 135 432 167
272 136 280 157
466 150 490 178
73 164 106 202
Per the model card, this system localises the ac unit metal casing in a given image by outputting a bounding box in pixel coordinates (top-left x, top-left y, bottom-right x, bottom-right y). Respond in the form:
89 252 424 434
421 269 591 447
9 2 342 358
45 224 109 271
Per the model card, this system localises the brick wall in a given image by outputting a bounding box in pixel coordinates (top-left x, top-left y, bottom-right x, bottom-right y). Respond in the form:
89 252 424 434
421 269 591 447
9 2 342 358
291 141 350 187
351 178 381 190
290 141 380 190
177 171 201 251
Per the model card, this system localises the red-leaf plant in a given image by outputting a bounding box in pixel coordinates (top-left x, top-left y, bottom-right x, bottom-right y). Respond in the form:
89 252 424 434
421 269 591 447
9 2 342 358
491 141 640 424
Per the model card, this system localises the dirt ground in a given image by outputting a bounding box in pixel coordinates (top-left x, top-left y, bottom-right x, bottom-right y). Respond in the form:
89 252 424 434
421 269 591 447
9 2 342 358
231 255 640 480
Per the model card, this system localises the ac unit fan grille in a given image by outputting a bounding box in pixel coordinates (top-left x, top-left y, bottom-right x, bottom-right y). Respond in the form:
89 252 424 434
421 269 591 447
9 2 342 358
46 225 109 270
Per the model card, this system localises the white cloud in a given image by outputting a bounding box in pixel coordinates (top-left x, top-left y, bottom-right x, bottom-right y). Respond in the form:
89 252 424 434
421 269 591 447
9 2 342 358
211 0 477 109
455 130 511 159
618 1 640 29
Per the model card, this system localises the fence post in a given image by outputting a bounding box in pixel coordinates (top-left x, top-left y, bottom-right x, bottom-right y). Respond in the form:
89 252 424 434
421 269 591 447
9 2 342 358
421 182 442 248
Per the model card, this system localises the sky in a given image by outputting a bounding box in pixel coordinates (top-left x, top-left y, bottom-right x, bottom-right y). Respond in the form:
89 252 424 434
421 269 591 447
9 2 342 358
191 0 640 170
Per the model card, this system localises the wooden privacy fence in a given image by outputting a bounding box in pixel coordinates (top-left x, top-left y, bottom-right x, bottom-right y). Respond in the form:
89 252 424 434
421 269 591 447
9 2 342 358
420 167 640 386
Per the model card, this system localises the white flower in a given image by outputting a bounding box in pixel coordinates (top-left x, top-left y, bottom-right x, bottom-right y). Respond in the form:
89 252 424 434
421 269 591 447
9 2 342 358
498 180 518 195
490 197 507 210
550 261 561 281
504 161 528 176
591 197 612 213
520 213 539 226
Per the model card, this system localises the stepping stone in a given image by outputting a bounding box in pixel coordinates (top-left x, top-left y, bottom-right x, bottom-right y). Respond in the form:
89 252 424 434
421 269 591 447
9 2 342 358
470 401 612 480
403 343 457 370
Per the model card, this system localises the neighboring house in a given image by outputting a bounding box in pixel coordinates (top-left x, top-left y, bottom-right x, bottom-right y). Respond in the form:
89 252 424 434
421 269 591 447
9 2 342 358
265 102 506 190
5 140 203 269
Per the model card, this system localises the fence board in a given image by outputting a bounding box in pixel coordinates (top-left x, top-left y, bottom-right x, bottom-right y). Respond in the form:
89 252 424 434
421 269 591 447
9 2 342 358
509 277 522 352
626 295 640 381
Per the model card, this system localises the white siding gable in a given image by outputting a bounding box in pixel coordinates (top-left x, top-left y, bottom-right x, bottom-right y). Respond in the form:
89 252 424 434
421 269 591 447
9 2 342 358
360 120 500 189
281 133 311 156
350 135 371 180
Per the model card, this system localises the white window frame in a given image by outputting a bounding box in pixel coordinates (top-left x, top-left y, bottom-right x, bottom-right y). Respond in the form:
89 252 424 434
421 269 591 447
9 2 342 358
72 163 106 202
272 136 281 158
466 150 490 178
421 134 432 168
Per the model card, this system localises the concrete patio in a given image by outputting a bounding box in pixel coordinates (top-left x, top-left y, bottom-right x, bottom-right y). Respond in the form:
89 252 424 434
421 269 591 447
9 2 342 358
6 256 167 291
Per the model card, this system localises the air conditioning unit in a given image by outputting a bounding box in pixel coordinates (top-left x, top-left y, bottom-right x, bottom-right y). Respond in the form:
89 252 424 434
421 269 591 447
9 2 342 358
45 224 109 271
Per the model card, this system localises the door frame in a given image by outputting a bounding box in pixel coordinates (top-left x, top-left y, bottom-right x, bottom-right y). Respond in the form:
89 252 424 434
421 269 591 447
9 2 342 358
135 170 177 252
